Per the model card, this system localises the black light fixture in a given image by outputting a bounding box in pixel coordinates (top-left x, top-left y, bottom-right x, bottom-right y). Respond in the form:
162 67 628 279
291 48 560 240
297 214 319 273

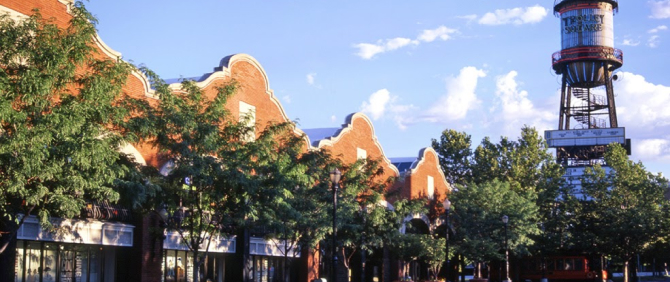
330 168 341 282
360 205 368 282
502 215 511 282
443 199 451 282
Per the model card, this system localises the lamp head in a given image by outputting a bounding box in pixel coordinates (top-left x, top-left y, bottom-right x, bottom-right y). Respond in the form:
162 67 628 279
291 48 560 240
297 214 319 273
442 199 451 210
330 168 341 183
502 215 509 224
158 206 169 222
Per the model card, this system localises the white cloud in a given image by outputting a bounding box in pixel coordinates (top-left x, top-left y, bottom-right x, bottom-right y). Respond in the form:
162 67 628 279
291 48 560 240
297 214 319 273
354 43 387 60
491 71 554 136
359 89 417 129
306 73 316 85
331 115 337 123
648 25 668 33
418 26 458 42
389 103 417 130
353 38 418 60
424 67 486 122
650 0 670 19
361 89 392 120
610 72 670 161
458 14 478 23
634 139 670 162
282 95 291 104
353 26 456 59
648 35 661 47
646 26 666 48
478 5 548 25
622 39 641 46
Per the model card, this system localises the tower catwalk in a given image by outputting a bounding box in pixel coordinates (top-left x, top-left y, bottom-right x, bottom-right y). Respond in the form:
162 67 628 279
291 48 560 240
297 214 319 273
545 0 629 169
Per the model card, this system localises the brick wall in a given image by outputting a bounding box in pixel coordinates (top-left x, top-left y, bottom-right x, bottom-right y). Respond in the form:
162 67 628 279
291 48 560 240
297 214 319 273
0 2 452 281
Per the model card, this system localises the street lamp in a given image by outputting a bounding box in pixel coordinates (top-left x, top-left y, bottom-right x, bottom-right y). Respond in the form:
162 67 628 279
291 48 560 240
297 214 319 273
443 199 451 282
330 168 341 282
360 205 368 282
502 215 511 282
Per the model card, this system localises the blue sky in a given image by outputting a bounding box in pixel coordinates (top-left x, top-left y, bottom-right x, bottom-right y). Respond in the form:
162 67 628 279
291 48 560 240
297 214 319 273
86 1 670 177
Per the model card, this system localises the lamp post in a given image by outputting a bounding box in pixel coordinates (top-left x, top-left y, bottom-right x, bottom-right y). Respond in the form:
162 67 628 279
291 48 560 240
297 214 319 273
330 168 341 282
443 199 451 282
502 215 511 282
360 206 367 282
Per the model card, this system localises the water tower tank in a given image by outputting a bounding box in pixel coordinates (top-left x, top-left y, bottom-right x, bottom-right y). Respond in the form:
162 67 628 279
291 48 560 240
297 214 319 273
552 0 623 88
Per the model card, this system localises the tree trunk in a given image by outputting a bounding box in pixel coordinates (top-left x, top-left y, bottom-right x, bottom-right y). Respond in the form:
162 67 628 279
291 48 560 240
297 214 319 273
475 262 482 279
624 260 629 282
284 251 290 282
193 251 200 282
0 221 18 282
361 249 366 282
460 254 466 282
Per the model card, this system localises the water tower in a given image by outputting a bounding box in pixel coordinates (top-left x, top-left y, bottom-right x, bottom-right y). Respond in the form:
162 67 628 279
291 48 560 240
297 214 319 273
545 0 629 170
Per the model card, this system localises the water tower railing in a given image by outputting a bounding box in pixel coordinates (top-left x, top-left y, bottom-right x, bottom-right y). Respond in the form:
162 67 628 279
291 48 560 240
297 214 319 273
552 46 623 69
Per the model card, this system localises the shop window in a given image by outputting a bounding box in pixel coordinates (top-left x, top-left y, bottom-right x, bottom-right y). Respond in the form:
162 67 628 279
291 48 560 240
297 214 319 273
163 249 193 282
253 256 280 282
75 245 90 282
15 242 104 282
165 250 178 281
59 247 75 282
14 241 23 282
25 242 41 282
43 243 57 282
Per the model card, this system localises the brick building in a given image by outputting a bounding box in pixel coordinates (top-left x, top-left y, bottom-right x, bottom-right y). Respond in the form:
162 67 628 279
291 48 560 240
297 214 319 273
0 1 452 282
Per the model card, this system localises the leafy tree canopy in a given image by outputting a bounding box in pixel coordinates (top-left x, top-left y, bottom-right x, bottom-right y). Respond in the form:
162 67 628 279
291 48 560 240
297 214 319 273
0 2 149 254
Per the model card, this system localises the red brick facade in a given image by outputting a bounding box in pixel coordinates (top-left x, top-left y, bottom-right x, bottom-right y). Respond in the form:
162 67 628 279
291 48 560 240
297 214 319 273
1 1 452 281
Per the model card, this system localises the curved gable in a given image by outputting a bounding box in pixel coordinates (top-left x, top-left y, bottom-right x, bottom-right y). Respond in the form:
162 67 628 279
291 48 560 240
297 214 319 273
165 54 292 127
405 147 451 199
314 113 399 177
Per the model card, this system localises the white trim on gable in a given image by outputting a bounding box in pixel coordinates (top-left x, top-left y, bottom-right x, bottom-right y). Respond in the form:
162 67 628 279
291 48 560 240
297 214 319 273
312 113 400 176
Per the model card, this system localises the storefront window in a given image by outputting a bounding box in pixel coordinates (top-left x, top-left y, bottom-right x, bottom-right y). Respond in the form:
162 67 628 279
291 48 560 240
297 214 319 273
60 246 75 282
163 250 228 282
165 250 175 282
186 252 194 282
25 242 41 282
43 244 57 282
74 245 89 282
14 241 23 282
177 252 188 282
89 248 101 282
253 256 281 282
15 241 107 282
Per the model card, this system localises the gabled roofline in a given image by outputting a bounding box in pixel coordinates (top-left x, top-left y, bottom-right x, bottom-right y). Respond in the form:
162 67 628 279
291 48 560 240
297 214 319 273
311 112 400 176
407 147 452 193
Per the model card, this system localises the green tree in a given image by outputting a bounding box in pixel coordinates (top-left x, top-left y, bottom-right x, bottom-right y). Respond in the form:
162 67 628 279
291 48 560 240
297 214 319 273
391 232 426 281
419 234 447 281
0 3 150 279
141 74 256 282
450 180 539 279
461 127 567 256
336 158 425 282
252 125 335 282
580 144 670 282
432 129 472 186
